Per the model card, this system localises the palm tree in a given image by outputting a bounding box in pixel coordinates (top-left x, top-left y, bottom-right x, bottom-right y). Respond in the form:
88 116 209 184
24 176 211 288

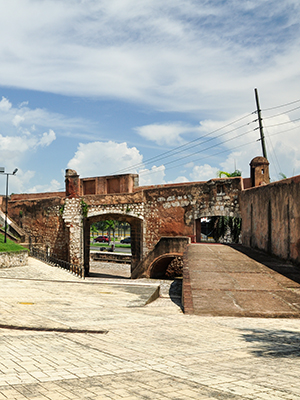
217 169 242 178
104 220 115 244
90 224 98 239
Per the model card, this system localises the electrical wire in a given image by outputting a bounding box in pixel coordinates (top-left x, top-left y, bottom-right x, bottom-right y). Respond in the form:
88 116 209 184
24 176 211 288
262 98 300 112
264 128 280 177
140 120 300 179
139 137 257 177
262 105 300 120
110 98 300 180
109 112 255 175
264 116 300 128
139 127 256 176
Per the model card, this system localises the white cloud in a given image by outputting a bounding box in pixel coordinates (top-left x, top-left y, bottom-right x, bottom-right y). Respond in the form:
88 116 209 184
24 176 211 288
190 164 219 182
27 179 61 194
0 97 12 112
169 175 189 184
0 1 299 115
67 141 143 178
12 114 25 127
139 165 166 186
68 140 169 186
135 122 200 146
39 129 56 147
0 96 104 190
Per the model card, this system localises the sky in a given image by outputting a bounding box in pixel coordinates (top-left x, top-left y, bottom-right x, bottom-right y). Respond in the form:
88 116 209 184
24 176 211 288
0 0 300 194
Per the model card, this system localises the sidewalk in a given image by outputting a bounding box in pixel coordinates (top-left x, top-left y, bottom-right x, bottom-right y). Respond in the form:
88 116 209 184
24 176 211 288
0 257 300 399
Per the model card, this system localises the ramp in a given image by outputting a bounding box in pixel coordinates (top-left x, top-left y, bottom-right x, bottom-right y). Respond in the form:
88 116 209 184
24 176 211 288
183 243 300 317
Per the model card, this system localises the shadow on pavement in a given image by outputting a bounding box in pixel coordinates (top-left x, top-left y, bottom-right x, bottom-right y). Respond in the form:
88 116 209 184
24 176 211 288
230 244 300 285
241 329 300 358
169 279 183 310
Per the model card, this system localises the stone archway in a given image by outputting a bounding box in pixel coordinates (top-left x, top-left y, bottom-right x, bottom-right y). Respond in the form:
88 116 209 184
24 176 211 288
149 253 183 279
83 213 143 276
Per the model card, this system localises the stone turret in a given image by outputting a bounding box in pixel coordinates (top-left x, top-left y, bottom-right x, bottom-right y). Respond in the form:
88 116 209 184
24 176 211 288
250 157 270 187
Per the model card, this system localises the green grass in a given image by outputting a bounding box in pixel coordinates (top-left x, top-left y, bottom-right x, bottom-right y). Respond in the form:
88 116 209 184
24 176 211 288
0 235 27 253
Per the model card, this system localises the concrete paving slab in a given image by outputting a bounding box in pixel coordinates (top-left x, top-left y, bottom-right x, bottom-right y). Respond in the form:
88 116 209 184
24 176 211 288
183 243 300 317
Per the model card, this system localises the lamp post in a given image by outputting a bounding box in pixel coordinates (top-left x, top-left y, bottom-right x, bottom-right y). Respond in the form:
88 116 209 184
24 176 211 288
0 168 18 243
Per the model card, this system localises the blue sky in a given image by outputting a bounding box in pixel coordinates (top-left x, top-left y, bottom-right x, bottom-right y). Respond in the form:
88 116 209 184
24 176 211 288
0 0 300 194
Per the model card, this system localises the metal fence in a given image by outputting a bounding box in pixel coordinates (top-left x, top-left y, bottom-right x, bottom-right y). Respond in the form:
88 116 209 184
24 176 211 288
30 247 85 278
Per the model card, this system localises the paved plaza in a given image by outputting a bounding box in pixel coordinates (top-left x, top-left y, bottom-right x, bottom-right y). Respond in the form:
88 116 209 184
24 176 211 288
0 257 300 399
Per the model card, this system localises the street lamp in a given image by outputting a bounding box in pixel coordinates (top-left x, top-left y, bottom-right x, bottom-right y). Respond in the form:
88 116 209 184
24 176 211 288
0 168 18 243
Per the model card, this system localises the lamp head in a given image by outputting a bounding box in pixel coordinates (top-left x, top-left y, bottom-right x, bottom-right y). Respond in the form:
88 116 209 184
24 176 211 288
13 168 18 175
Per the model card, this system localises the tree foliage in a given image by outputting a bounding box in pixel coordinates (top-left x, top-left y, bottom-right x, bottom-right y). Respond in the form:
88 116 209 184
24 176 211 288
217 170 242 178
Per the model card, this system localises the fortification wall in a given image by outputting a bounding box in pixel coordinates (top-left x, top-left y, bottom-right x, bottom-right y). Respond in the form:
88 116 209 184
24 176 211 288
7 196 68 260
240 175 300 265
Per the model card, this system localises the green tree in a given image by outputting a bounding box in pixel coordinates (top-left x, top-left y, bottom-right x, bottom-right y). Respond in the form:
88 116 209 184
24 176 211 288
217 169 242 178
90 224 98 239
103 220 116 243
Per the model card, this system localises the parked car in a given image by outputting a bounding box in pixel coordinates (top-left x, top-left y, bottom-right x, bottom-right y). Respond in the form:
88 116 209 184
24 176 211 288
94 235 109 243
120 237 131 244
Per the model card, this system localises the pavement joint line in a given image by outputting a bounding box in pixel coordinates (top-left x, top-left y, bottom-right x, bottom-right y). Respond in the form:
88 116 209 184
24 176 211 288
0 275 160 287
0 325 108 334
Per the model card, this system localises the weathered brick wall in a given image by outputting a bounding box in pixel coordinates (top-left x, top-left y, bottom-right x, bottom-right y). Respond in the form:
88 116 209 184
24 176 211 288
143 177 242 251
7 197 68 260
240 175 300 265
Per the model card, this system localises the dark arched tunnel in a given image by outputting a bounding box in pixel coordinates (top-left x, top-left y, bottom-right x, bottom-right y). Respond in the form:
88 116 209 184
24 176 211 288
150 255 183 279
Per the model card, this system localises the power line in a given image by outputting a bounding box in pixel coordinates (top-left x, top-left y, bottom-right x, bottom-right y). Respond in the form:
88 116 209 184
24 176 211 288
140 118 300 179
262 98 300 112
140 136 258 178
139 127 256 176
264 116 300 129
109 112 254 175
262 104 300 120
109 96 300 180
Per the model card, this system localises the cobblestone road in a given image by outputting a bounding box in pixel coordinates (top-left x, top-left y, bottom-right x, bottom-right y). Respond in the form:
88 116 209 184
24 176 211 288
0 258 299 399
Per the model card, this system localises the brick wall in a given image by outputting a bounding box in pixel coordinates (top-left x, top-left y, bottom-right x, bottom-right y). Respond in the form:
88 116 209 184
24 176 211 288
7 197 68 260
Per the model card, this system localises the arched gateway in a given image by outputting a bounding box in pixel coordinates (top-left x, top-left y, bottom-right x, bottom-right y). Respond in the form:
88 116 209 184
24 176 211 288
84 212 143 276
6 161 265 278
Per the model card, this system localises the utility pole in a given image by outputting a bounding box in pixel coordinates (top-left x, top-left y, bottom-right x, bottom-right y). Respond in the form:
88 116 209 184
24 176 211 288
254 88 268 159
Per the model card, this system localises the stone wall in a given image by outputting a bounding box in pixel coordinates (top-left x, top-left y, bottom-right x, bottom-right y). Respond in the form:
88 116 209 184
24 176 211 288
143 177 242 250
0 250 28 268
240 175 300 265
7 196 68 260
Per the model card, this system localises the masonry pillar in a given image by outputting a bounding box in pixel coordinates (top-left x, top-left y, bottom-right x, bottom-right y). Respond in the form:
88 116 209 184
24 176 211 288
63 169 84 266
65 169 81 198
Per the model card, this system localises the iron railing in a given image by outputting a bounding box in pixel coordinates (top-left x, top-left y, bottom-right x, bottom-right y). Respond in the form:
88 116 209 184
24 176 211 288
30 247 85 278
